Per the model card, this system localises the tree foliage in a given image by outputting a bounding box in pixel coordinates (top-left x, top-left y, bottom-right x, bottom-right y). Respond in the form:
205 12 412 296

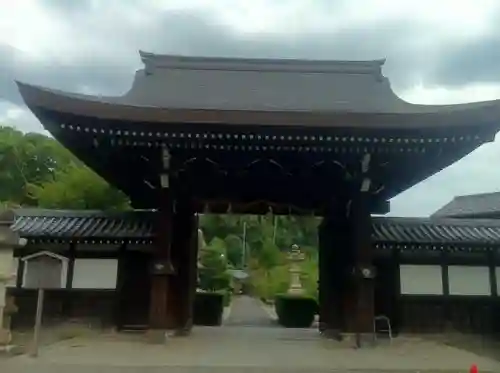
0 125 129 210
30 165 130 210
0 126 76 205
1 124 319 298
198 237 231 291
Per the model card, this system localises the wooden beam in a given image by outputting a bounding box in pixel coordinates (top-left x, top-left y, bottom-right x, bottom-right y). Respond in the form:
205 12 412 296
187 198 389 215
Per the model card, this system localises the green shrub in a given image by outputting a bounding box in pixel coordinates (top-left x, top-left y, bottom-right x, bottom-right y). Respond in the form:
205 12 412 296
274 294 317 328
215 289 232 307
193 292 224 326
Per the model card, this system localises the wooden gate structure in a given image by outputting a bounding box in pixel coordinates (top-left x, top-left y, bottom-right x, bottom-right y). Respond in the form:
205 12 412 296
15 52 500 341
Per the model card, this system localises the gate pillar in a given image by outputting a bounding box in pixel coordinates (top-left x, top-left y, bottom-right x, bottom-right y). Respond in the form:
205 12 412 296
148 190 176 333
317 197 352 340
148 148 177 338
350 192 376 346
170 201 198 335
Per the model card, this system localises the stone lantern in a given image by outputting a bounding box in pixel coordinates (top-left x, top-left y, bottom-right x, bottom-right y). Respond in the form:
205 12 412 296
287 244 305 295
0 210 26 346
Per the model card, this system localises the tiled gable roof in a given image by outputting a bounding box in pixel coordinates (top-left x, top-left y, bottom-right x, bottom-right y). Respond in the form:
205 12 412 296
432 192 500 218
11 209 155 244
8 209 500 249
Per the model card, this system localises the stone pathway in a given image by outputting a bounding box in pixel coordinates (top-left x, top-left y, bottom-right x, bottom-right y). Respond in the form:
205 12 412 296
223 296 275 327
2 296 499 372
2 327 500 372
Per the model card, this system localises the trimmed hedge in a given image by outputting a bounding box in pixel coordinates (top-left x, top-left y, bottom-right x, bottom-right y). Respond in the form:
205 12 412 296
215 289 232 307
193 291 224 326
275 294 317 328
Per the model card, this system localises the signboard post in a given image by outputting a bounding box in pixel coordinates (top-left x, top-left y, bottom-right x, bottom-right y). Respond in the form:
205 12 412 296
31 288 44 357
24 255 64 357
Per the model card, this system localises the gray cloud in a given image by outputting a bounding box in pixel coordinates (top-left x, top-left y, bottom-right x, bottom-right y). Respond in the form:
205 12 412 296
426 32 500 87
0 5 471 105
3 1 500 216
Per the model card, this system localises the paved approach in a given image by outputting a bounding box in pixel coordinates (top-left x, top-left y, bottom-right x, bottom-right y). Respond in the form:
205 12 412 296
223 295 275 327
3 327 500 372
2 296 500 372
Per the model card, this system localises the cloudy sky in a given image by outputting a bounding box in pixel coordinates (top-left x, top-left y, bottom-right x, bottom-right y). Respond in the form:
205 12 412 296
2 0 500 217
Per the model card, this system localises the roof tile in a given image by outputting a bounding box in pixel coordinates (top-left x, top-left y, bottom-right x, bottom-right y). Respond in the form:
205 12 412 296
10 209 500 247
11 209 155 240
432 192 500 218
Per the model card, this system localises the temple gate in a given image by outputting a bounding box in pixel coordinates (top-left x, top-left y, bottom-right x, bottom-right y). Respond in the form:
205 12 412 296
15 52 500 342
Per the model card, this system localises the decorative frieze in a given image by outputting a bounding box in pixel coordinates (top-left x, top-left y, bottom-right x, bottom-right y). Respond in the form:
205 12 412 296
57 123 484 153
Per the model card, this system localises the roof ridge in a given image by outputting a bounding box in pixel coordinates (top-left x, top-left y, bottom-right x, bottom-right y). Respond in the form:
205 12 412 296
374 216 500 227
11 209 500 246
454 191 500 199
14 208 155 219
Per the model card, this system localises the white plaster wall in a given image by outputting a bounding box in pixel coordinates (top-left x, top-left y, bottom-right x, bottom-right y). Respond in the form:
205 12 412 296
400 265 443 295
448 266 490 296
72 259 118 289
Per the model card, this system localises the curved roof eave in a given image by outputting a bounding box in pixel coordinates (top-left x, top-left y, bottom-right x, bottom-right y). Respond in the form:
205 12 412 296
15 80 500 130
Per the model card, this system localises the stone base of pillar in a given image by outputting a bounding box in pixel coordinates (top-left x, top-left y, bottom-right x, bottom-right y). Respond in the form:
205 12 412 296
353 332 376 348
146 329 169 344
147 328 186 344
318 325 343 341
173 326 191 337
146 324 193 344
324 332 375 348
176 315 194 337
0 328 11 346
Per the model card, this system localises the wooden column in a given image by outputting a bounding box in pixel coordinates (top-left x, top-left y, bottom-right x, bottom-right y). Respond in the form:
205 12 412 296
392 248 401 334
149 148 176 331
149 194 174 330
441 250 450 331
62 242 76 318
318 197 352 340
488 250 497 297
186 214 200 332
350 193 375 346
318 217 339 336
65 243 76 289
114 243 127 330
170 201 197 335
